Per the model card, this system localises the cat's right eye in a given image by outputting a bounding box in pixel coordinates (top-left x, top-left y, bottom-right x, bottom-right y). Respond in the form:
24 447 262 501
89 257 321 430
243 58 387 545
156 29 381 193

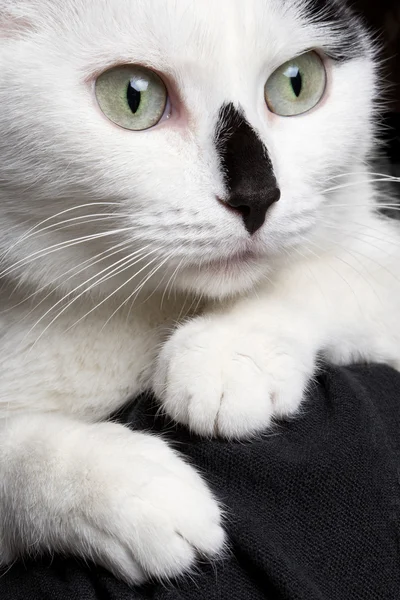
95 65 168 131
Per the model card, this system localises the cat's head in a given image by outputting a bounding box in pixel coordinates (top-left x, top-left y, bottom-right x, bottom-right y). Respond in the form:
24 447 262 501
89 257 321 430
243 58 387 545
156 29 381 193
0 0 378 301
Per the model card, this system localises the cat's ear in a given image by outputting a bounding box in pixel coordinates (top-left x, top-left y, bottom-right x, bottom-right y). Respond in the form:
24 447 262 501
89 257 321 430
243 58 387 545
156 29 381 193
0 5 34 39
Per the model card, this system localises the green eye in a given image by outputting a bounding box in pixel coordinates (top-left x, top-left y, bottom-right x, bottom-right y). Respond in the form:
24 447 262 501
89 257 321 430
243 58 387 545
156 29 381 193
95 65 167 130
264 51 326 117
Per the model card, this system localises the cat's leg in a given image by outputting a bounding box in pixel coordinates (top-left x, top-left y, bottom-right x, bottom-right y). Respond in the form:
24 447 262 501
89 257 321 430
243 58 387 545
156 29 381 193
0 298 224 583
154 298 319 438
154 217 400 438
0 414 224 583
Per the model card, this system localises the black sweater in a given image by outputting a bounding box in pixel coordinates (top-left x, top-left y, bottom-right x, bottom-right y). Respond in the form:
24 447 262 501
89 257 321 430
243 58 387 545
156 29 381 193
1 364 399 600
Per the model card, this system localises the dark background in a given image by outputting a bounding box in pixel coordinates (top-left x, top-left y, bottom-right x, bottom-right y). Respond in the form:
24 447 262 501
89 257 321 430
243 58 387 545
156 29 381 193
355 0 400 167
354 0 399 109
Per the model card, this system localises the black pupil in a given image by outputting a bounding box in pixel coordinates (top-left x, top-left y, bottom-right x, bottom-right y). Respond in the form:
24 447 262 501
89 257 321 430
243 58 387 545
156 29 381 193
291 68 302 98
127 81 141 113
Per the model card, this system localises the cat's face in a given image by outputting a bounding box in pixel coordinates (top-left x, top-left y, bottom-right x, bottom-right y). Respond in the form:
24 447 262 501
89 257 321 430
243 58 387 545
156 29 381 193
0 0 377 300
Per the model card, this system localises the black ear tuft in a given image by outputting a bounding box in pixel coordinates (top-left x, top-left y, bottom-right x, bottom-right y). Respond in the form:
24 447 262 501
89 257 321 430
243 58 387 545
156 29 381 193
304 0 369 62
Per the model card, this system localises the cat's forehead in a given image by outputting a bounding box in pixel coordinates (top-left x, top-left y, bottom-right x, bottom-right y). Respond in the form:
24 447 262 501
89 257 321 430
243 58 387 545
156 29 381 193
34 0 305 55
22 0 365 73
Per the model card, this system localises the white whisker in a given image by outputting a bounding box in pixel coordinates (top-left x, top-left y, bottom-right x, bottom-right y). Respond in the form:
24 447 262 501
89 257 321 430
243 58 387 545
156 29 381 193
298 235 361 306
25 246 158 348
24 213 131 236
0 240 132 315
321 217 400 247
323 171 400 182
317 223 400 288
322 178 400 195
325 203 400 210
102 249 178 330
160 257 187 310
62 251 164 334
0 202 124 264
0 228 136 279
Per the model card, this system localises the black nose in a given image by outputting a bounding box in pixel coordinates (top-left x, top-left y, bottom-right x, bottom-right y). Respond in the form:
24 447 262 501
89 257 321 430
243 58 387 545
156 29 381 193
215 103 281 235
226 188 281 236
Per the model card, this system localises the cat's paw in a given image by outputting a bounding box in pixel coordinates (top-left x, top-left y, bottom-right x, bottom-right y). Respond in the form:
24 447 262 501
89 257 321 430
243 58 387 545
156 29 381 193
154 316 316 438
77 431 224 584
0 421 225 586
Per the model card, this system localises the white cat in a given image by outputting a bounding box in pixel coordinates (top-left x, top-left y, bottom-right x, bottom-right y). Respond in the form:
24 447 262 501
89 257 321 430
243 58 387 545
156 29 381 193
0 0 399 586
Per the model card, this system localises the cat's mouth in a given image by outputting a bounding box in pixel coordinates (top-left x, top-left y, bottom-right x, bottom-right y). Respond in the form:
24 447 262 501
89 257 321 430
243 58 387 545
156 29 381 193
173 248 266 297
201 250 262 273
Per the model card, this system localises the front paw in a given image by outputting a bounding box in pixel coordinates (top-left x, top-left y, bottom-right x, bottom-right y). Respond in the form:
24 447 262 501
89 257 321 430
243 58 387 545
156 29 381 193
86 432 224 584
2 426 225 587
154 317 316 438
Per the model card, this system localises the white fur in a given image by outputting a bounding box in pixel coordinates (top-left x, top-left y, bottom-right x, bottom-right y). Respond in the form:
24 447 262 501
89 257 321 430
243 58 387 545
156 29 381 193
0 0 399 585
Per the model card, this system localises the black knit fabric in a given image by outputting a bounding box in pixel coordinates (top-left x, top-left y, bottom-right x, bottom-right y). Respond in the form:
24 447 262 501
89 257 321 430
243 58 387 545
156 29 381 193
1 364 399 600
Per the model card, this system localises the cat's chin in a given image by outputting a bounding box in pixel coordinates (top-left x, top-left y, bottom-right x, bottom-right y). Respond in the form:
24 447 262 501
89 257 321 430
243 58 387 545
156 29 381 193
172 257 267 299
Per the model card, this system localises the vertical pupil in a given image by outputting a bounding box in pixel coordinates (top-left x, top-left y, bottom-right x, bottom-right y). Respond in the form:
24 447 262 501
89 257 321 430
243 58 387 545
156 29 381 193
291 69 302 98
127 82 141 113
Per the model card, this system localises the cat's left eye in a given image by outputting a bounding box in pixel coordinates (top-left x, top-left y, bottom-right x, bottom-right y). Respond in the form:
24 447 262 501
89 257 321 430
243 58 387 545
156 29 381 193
95 65 168 131
264 51 327 117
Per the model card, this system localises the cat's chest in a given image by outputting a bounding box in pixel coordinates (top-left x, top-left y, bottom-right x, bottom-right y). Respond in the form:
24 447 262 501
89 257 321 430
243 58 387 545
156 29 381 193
0 293 189 421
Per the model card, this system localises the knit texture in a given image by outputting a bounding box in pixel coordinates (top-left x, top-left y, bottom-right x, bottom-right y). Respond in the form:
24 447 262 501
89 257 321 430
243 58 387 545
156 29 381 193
1 364 399 600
